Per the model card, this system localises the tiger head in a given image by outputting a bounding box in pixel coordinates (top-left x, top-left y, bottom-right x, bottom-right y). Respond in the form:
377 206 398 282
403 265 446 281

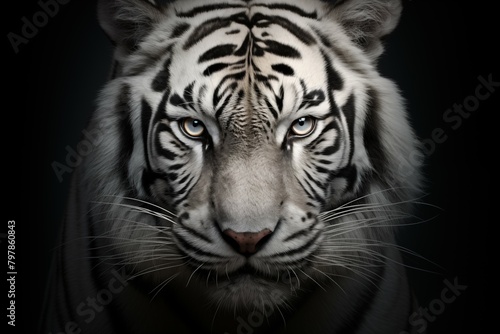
87 0 421 311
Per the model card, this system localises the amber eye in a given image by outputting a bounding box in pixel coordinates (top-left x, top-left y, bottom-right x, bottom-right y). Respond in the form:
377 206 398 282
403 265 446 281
290 116 316 137
181 118 206 138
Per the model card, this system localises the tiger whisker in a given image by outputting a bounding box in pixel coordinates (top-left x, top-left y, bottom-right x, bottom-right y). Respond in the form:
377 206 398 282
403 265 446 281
318 189 437 220
91 200 178 225
99 194 178 217
325 238 444 271
319 242 441 275
321 205 418 221
321 186 428 214
149 273 180 302
297 268 326 292
210 295 226 332
310 267 347 295
309 257 383 288
186 262 205 287
127 261 188 280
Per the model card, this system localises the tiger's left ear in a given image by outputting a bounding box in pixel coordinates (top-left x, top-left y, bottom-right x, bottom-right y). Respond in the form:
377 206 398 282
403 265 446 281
97 0 168 53
329 0 402 60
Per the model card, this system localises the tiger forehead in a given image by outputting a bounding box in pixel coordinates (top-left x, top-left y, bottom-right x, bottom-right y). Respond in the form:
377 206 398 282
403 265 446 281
161 2 329 127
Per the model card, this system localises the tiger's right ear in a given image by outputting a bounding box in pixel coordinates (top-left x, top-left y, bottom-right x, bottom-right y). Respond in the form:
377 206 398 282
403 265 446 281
327 0 402 61
97 0 167 53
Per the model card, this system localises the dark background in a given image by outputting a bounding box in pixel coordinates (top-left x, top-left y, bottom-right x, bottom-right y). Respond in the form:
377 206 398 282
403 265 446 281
4 1 496 333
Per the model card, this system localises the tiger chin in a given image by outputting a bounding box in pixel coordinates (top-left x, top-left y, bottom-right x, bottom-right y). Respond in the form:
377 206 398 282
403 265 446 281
42 0 424 333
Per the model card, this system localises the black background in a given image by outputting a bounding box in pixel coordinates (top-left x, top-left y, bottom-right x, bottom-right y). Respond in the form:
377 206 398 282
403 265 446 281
4 1 496 333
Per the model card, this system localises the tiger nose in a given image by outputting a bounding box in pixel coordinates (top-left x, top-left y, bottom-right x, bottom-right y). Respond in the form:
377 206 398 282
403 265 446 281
222 229 273 256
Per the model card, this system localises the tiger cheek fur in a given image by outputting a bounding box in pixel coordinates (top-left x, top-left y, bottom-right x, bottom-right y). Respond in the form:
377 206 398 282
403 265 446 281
42 1 425 333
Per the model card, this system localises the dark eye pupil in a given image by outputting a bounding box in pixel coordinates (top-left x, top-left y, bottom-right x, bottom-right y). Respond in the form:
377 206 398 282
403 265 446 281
297 118 306 126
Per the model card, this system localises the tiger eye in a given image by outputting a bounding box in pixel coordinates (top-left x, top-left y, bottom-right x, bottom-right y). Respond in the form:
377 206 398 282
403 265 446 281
181 118 205 138
290 116 316 137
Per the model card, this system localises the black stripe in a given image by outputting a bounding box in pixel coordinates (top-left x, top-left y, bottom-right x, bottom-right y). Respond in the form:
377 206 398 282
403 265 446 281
251 13 316 45
167 172 178 181
168 163 185 171
203 62 231 76
304 169 326 190
319 145 339 156
253 3 318 19
168 139 189 152
284 219 319 242
116 85 133 183
300 88 326 109
336 261 385 334
141 169 158 197
274 229 321 258
215 93 233 120
154 123 178 160
170 22 190 39
177 173 190 186
174 176 196 199
110 60 121 79
320 119 340 136
151 56 171 92
283 228 308 242
296 176 316 203
315 165 331 175
335 165 358 193
235 89 245 107
234 34 250 56
264 97 279 120
304 175 326 205
226 70 246 81
141 99 153 171
176 4 245 18
363 89 387 178
342 94 356 165
199 44 237 63
172 190 191 207
183 82 195 108
321 49 344 92
169 93 184 107
183 13 246 50
317 159 333 165
157 122 190 152
297 175 324 206
307 120 340 151
213 80 238 110
260 40 301 58
312 27 332 48
271 63 294 76
275 86 284 113
155 87 172 124
173 232 223 258
179 224 213 244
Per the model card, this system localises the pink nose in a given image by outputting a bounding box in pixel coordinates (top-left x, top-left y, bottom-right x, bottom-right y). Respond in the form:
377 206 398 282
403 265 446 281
223 229 273 255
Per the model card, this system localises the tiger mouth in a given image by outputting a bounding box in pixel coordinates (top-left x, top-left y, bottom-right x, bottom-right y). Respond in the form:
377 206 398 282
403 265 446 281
203 263 280 285
230 263 267 278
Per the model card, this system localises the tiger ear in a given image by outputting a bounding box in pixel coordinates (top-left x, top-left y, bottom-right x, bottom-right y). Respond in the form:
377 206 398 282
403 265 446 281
330 0 402 60
97 0 167 53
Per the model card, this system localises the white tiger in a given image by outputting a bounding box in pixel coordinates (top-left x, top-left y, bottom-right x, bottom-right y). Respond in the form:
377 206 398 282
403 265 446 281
41 0 423 333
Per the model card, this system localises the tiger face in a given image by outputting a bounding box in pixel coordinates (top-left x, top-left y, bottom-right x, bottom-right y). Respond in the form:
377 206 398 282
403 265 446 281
90 0 420 312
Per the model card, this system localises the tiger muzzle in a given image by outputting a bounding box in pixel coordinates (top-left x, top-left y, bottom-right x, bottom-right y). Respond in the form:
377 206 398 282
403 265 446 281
212 146 284 254
222 228 273 256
